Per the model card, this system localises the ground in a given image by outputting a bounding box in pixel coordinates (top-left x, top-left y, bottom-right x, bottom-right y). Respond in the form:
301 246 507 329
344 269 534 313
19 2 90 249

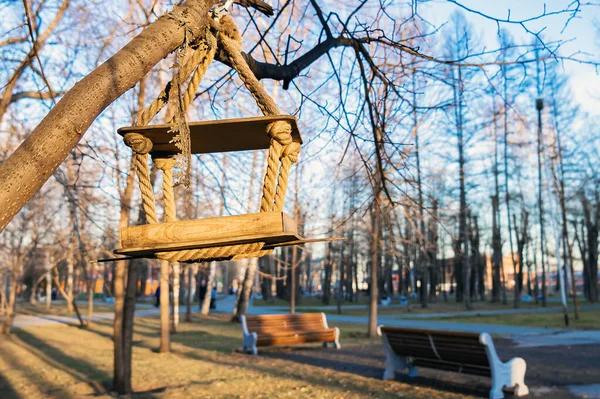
1 312 599 398
423 308 600 329
16 301 115 317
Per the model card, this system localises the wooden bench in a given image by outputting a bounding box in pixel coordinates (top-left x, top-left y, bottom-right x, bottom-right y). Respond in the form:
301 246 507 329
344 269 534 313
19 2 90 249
240 313 340 355
378 326 528 399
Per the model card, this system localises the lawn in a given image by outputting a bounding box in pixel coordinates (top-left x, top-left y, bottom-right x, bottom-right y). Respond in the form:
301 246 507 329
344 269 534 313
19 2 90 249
295 300 542 317
252 296 372 307
0 315 479 399
14 301 115 317
422 308 600 330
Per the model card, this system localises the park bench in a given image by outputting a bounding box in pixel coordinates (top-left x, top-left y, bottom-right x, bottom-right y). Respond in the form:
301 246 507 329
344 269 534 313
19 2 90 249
240 313 340 355
377 326 528 399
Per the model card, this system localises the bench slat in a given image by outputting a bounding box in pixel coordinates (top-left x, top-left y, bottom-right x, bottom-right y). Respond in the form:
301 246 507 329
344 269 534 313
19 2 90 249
414 358 491 377
380 326 491 375
242 313 338 352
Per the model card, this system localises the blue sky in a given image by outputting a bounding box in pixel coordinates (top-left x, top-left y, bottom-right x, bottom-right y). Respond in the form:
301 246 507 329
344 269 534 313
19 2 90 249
421 0 599 112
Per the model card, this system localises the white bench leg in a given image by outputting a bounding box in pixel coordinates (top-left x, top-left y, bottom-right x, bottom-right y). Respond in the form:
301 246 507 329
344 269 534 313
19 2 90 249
333 327 341 349
509 358 529 397
380 331 415 380
243 332 258 355
489 383 504 399
480 333 528 399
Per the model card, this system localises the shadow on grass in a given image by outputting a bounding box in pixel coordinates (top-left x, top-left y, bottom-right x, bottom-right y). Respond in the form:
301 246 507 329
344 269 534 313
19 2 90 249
14 329 111 395
0 372 20 399
0 340 73 399
169 343 486 398
261 347 490 398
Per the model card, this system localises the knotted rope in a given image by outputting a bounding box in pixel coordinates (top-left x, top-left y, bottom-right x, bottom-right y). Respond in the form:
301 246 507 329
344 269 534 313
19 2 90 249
274 141 301 212
123 133 158 224
124 30 218 227
218 14 299 213
122 13 300 263
154 158 177 223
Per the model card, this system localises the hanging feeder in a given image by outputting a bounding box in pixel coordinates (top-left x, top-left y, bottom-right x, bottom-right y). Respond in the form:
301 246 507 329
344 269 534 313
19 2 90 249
115 116 303 261
113 14 311 263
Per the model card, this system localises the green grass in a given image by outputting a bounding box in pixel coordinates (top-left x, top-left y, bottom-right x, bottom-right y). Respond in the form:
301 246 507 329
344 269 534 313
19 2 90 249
15 301 115 317
254 294 594 320
284 300 543 317
252 296 372 307
421 308 600 330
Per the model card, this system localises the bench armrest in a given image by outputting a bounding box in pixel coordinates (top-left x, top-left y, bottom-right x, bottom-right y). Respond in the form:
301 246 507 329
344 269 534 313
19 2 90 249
240 314 250 335
321 312 329 329
480 333 529 398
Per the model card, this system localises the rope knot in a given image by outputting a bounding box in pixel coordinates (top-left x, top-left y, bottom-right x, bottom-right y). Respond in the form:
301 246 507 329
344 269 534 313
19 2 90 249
218 14 242 47
123 133 153 155
267 120 293 146
154 157 177 171
282 142 301 163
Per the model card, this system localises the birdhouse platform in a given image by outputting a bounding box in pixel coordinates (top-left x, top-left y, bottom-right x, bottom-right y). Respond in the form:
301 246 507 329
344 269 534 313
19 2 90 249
117 115 302 157
115 211 301 258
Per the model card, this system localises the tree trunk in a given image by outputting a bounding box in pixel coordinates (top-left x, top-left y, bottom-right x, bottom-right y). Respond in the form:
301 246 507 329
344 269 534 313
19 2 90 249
66 242 74 311
201 262 216 315
491 195 502 303
172 262 180 331
121 262 137 392
112 259 127 391
159 260 170 353
291 245 298 315
46 253 52 310
2 259 18 335
368 195 381 338
536 99 548 306
582 194 599 302
87 264 97 326
235 258 258 317
186 264 194 322
323 242 333 305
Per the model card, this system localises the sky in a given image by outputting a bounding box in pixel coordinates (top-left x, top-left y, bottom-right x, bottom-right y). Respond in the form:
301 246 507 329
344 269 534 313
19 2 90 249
421 0 600 113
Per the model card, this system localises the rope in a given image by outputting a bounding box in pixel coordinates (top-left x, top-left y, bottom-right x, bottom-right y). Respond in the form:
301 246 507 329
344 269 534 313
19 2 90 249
124 32 217 226
167 32 218 187
218 15 280 116
157 242 263 263
273 141 300 212
123 133 158 224
218 15 298 214
182 33 217 114
155 158 177 223
260 125 287 212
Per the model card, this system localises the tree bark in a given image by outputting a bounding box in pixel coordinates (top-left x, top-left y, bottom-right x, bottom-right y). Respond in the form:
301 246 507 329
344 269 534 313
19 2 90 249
172 262 180 331
66 241 74 311
121 262 137 391
201 262 216 315
87 268 96 326
291 246 298 315
536 99 548 307
112 259 127 392
235 258 258 317
159 260 170 353
2 256 18 334
368 195 381 338
491 195 502 303
186 265 194 322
